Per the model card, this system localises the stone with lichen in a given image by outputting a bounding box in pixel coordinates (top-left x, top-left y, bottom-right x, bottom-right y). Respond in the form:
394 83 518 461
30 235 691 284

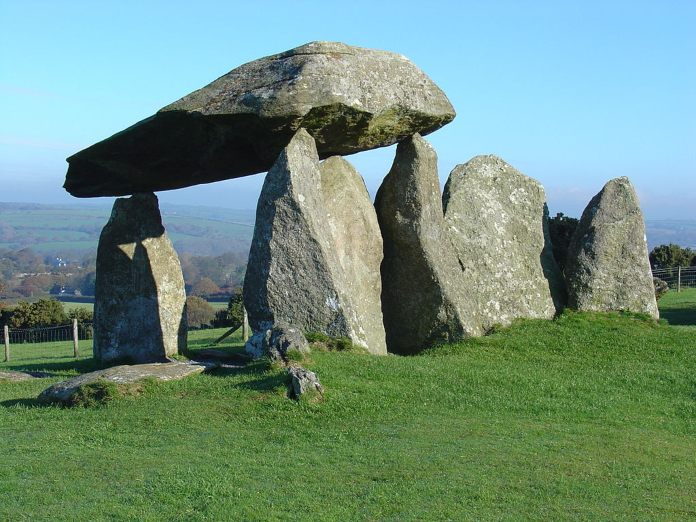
443 155 566 331
64 41 455 197
565 177 658 318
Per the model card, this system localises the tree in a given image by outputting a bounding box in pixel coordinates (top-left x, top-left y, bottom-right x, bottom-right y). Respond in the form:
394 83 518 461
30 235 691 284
9 299 66 328
186 296 215 328
649 243 695 269
67 307 93 323
548 212 579 273
190 277 221 297
212 289 244 329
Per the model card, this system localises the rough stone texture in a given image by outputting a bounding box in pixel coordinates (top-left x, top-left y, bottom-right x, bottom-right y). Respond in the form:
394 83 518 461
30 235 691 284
442 155 566 331
375 134 482 354
0 370 50 382
38 362 207 404
287 366 324 400
64 41 455 197
244 322 310 360
94 193 187 364
320 156 386 354
244 129 387 354
565 177 659 318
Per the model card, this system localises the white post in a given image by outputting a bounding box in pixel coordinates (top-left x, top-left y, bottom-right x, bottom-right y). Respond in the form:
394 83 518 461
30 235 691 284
72 318 79 358
3 325 9 362
678 266 682 293
242 308 249 342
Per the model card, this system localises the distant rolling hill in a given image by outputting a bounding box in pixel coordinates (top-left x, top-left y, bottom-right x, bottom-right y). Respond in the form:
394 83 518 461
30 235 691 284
0 202 255 257
1 201 694 257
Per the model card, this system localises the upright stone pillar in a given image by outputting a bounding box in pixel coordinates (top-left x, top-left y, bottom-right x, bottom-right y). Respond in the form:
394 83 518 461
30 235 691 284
565 177 658 318
94 192 187 364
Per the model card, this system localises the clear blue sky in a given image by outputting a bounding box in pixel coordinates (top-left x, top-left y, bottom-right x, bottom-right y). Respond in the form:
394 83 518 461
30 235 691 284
1 0 694 218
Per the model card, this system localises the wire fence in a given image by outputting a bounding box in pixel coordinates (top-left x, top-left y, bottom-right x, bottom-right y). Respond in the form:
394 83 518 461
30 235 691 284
7 322 93 344
652 266 696 291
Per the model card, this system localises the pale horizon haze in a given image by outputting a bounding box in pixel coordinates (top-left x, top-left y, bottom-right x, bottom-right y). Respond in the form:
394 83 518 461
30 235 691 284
1 0 694 219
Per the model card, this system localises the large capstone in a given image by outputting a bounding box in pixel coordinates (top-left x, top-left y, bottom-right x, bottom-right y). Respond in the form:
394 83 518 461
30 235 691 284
565 177 658 318
64 41 455 197
375 134 482 354
243 128 387 355
443 155 565 331
94 193 187 364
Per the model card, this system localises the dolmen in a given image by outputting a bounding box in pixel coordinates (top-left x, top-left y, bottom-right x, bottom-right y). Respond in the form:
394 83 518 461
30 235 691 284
64 41 658 363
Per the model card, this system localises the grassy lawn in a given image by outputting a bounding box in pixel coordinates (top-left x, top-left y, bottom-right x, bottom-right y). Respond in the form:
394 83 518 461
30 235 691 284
1 307 695 520
658 288 696 326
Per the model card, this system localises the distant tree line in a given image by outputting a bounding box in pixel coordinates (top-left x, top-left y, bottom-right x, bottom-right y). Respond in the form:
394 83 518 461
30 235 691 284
0 298 93 329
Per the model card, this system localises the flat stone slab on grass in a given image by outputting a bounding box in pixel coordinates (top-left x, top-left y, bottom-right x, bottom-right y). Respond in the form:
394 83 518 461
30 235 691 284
38 361 209 404
0 370 52 382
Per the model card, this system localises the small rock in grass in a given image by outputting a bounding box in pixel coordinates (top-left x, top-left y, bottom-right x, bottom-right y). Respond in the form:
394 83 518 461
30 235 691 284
287 366 324 400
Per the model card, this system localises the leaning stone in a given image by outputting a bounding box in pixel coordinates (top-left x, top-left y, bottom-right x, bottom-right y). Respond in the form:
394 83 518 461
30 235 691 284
443 155 566 331
565 177 658 318
287 366 323 400
94 193 187 364
375 134 482 353
244 129 387 354
37 361 207 404
244 322 310 361
64 41 455 197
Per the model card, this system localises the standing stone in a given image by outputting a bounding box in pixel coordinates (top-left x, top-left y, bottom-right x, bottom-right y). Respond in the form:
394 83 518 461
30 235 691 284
243 129 387 355
565 177 658 318
443 155 565 331
320 156 386 354
375 134 482 354
94 193 187 364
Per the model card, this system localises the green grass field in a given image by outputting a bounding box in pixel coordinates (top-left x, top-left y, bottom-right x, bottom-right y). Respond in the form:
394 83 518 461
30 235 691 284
0 294 694 520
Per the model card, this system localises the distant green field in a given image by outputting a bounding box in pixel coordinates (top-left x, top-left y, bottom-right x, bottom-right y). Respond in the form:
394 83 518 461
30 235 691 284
1 300 695 519
0 202 255 256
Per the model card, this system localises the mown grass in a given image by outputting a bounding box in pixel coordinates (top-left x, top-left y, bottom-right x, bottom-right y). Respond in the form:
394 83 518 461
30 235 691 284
659 287 696 326
0 306 695 520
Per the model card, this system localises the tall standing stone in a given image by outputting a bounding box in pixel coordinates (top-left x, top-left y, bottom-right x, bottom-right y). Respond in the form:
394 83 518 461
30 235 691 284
565 177 658 318
375 134 482 354
320 156 387 354
244 129 387 354
94 193 187 364
443 155 565 331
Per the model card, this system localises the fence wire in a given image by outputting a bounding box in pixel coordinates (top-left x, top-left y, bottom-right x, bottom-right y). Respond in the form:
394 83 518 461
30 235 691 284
652 267 696 290
7 323 93 344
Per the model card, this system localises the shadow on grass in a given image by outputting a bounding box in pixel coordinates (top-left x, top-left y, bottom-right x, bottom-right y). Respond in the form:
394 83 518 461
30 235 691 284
206 359 288 392
660 307 696 326
1 358 99 375
1 397 47 409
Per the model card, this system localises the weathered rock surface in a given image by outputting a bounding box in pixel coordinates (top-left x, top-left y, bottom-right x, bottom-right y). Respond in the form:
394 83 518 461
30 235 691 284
38 362 207 404
320 156 386 354
64 41 455 197
0 370 50 382
565 177 658 318
243 129 387 354
443 155 565 331
94 193 187 364
287 366 324 400
244 322 310 360
375 134 482 354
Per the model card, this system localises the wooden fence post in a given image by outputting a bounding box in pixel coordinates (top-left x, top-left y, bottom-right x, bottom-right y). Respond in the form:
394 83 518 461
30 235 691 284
3 325 9 362
72 319 79 358
242 308 249 342
678 266 682 293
